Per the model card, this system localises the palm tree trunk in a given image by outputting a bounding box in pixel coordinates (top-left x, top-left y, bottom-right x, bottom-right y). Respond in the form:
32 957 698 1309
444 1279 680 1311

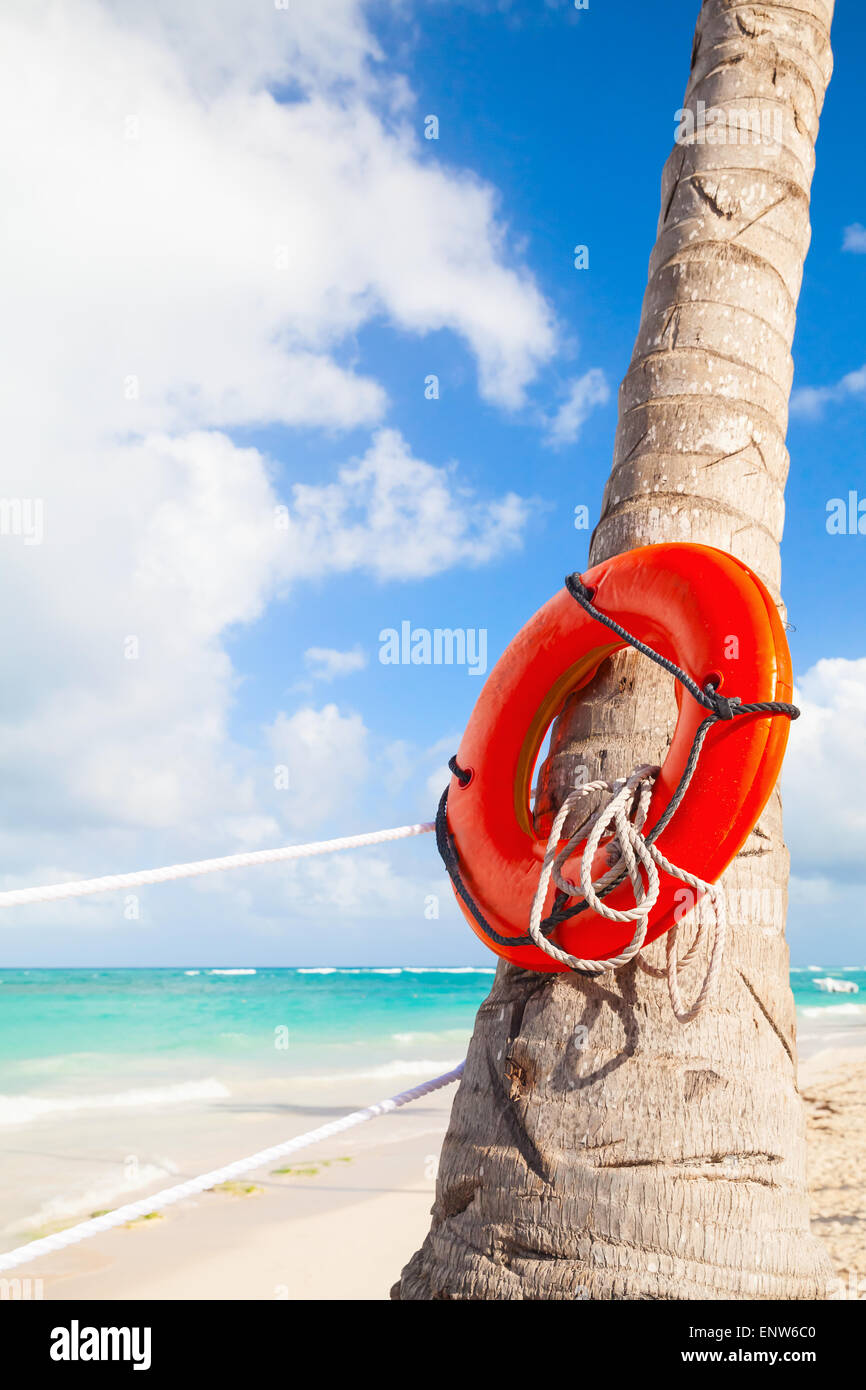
396 0 836 1300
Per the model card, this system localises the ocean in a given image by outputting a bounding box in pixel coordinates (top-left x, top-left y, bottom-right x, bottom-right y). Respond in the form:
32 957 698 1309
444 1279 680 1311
0 965 863 1252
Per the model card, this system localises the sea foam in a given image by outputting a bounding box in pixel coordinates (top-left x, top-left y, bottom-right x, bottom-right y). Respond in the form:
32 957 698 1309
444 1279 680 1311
0 1078 230 1127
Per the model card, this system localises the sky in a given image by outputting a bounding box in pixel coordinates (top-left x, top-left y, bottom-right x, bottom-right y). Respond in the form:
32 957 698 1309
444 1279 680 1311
0 0 863 969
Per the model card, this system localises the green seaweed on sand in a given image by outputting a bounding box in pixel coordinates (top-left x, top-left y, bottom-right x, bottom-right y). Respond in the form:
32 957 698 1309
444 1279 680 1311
207 1181 263 1197
88 1209 164 1227
271 1155 353 1177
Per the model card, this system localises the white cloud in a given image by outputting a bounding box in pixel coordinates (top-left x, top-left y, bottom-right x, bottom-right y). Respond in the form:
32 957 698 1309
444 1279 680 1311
304 647 368 681
0 430 287 841
0 415 525 893
843 223 866 253
299 853 427 917
790 365 866 419
789 875 838 908
783 658 866 883
266 704 371 831
543 369 610 446
183 843 452 932
287 428 535 580
105 0 390 97
1 1 555 441
426 765 453 809
0 0 555 929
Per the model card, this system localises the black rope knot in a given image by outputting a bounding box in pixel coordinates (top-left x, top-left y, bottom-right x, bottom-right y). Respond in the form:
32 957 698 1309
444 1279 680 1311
565 574 595 604
705 690 741 720
448 756 472 786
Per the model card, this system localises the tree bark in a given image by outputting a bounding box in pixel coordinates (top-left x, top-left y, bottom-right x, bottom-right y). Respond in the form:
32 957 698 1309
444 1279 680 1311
395 0 837 1300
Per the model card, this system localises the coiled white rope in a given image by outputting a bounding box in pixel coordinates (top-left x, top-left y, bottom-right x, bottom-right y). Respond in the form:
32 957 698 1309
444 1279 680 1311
0 1062 464 1274
0 822 435 909
529 767 726 1022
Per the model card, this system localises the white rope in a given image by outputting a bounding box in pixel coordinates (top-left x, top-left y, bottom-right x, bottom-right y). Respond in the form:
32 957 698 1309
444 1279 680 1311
529 767 726 1021
528 767 660 972
0 1062 465 1274
0 822 435 909
637 841 727 1024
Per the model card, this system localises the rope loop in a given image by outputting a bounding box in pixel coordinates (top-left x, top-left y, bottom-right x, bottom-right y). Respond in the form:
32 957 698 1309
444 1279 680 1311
448 755 472 786
527 763 727 1019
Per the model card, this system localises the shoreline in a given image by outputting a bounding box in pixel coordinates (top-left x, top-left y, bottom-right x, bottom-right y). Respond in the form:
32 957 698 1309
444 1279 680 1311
1 1039 860 1301
10 1082 454 1301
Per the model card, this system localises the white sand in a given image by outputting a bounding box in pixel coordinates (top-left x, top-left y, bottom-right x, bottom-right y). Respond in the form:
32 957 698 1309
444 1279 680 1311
800 1046 866 1289
18 1088 453 1301
9 1047 865 1301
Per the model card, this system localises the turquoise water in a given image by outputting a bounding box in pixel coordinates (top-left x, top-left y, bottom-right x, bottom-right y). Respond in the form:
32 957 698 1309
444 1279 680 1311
0 966 863 1119
0 967 494 1117
0 965 862 1244
789 966 866 1054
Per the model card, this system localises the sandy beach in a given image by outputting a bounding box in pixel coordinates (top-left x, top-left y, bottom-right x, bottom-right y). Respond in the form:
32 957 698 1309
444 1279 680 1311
800 1048 866 1295
3 1044 859 1302
12 1078 454 1301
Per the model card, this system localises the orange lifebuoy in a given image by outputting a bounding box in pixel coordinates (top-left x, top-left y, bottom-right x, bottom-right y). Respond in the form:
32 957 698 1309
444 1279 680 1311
441 542 795 973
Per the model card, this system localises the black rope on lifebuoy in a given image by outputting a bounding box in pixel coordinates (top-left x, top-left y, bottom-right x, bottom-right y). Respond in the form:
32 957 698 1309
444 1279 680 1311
564 574 800 726
447 756 472 786
436 572 801 957
435 780 528 950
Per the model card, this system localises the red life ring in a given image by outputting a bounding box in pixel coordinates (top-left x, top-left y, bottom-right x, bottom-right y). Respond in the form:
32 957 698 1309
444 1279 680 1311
444 542 794 972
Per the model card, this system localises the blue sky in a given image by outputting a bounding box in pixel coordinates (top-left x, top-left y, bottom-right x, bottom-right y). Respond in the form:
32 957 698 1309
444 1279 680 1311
1 0 863 968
